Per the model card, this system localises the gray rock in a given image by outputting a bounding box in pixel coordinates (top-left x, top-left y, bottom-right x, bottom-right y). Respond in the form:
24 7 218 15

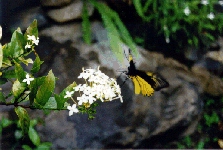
45 0 94 23
9 7 48 31
40 0 72 7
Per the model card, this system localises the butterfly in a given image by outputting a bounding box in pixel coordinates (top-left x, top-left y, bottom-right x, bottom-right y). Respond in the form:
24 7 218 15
125 49 169 96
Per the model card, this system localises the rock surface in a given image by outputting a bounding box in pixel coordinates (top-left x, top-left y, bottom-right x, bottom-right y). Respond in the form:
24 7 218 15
44 0 94 23
40 0 72 7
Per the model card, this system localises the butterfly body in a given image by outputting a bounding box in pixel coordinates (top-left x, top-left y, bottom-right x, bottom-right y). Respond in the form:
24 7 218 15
126 50 169 96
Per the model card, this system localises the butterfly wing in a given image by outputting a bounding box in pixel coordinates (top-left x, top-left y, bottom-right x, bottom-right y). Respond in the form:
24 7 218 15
129 76 141 94
146 72 169 91
129 75 155 96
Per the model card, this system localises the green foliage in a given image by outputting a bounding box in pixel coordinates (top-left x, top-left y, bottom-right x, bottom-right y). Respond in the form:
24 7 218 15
204 112 219 127
0 20 76 136
132 0 223 51
0 117 52 149
82 0 138 62
15 106 30 135
78 102 99 119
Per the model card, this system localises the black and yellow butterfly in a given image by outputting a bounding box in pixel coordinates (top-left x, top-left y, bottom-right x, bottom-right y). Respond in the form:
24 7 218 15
125 49 169 96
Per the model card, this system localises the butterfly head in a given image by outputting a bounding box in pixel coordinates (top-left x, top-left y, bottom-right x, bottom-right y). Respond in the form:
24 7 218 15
127 49 137 75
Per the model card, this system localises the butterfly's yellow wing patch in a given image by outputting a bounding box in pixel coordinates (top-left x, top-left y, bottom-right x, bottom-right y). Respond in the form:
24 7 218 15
130 75 154 96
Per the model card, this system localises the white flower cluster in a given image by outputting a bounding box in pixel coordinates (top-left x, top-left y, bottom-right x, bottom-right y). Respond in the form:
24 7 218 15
66 67 123 116
25 35 39 49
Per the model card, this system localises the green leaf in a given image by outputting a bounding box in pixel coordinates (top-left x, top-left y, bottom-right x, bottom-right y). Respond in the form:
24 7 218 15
15 63 26 82
93 2 123 62
133 0 152 21
4 29 25 58
12 80 26 101
82 1 91 45
1 45 12 67
1 117 13 128
24 20 38 39
0 92 6 103
29 76 46 105
15 106 30 135
28 126 40 146
19 57 33 66
35 142 52 150
90 0 137 62
196 141 205 149
55 81 76 109
203 23 215 30
30 119 38 127
22 145 32 150
34 70 55 107
31 55 43 74
2 69 16 79
44 97 57 109
204 33 215 41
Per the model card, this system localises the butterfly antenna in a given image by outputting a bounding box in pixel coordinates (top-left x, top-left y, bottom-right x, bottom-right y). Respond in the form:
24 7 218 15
123 48 128 60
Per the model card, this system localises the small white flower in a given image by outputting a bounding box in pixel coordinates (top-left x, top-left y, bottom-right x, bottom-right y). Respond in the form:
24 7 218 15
33 37 39 45
67 104 79 116
77 94 88 105
25 43 32 49
219 0 223 5
74 84 82 91
27 35 39 46
201 0 208 5
88 94 96 104
64 91 74 98
27 35 36 41
166 37 170 43
207 12 215 20
78 72 90 79
83 86 92 95
163 25 168 31
22 74 34 85
184 7 190 16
